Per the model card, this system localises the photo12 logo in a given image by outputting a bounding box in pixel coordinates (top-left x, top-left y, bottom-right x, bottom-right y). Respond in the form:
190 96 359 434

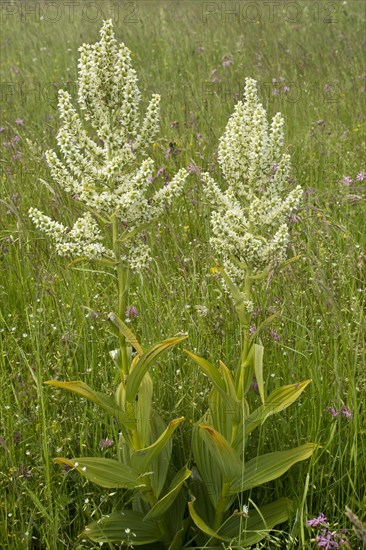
1 2 139 23
1 81 79 106
202 2 339 24
201 80 339 104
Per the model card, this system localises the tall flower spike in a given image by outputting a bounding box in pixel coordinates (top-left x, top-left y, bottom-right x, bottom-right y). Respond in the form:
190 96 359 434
29 20 188 271
204 77 302 297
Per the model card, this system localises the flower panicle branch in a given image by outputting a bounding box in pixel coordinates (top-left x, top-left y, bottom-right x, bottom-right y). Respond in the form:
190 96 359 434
29 208 113 261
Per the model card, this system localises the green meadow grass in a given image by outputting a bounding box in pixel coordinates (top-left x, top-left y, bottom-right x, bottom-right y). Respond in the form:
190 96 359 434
1 1 365 548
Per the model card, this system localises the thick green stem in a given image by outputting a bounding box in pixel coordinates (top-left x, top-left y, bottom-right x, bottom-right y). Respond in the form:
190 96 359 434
236 271 252 400
112 215 129 377
141 479 171 541
106 116 170 542
213 482 230 533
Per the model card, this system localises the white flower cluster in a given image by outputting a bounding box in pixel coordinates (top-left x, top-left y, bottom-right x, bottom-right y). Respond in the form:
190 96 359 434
29 20 188 269
203 78 302 294
29 208 112 260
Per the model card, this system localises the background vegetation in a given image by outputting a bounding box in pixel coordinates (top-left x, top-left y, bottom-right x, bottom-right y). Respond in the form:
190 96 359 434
1 1 365 548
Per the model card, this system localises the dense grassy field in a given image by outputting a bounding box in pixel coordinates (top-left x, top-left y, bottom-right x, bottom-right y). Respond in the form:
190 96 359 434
1 1 365 548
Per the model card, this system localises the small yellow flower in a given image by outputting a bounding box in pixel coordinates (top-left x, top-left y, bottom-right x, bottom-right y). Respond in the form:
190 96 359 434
210 266 219 274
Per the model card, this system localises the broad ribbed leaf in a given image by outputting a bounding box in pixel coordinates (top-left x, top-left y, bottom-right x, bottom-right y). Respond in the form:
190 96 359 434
185 350 240 412
44 380 136 429
143 466 191 521
149 412 172 498
168 518 190 550
230 443 317 493
219 360 237 400
199 424 243 481
219 497 293 546
232 380 312 453
242 380 312 438
117 431 131 465
136 373 153 448
253 344 265 404
54 457 144 489
266 379 311 409
209 389 235 444
237 343 255 398
192 421 222 509
218 267 247 325
126 336 188 402
184 350 225 391
132 417 184 474
83 510 161 544
188 497 227 540
107 312 144 355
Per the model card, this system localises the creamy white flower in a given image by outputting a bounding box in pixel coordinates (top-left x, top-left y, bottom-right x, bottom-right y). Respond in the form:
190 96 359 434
30 20 188 271
29 208 113 260
204 78 302 289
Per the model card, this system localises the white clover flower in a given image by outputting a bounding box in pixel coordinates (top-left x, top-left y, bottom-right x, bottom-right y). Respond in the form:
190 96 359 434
242 504 249 517
204 78 302 289
29 19 188 272
194 305 209 317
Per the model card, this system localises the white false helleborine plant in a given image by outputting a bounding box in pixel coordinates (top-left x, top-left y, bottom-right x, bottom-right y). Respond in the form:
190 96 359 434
184 79 316 543
29 19 188 271
203 77 302 311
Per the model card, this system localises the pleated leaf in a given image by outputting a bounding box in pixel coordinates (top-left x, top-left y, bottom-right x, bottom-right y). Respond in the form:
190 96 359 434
107 312 144 355
232 380 312 453
238 343 255 397
54 457 144 489
253 344 265 404
219 360 237 400
244 380 312 436
199 424 244 482
230 443 317 493
208 389 246 446
167 518 190 550
184 350 225 391
126 336 188 402
219 497 293 546
208 389 235 444
83 510 161 544
218 267 247 325
148 412 172 498
143 465 191 521
136 373 153 448
188 497 227 541
191 420 222 509
131 417 184 474
44 380 136 429
185 350 240 412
